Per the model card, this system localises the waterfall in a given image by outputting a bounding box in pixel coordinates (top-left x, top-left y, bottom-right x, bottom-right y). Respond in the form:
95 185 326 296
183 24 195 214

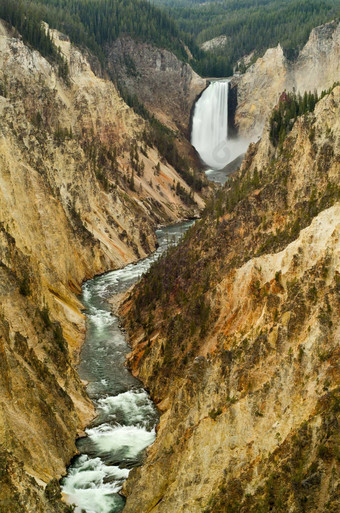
191 80 230 170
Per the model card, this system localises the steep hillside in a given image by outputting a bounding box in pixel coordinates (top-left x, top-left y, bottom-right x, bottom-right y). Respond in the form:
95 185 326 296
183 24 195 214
233 21 340 137
107 36 206 135
0 0 206 139
153 0 340 77
121 86 340 512
0 20 205 512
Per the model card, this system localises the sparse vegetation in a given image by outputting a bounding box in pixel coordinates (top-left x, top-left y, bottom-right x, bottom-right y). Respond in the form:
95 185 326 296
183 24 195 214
40 305 52 328
270 83 340 147
209 408 222 420
19 270 31 296
119 87 205 193
123 87 340 479
0 0 70 81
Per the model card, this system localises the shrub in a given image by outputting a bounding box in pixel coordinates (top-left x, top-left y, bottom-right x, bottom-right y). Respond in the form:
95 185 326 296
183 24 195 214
209 408 223 420
19 271 30 296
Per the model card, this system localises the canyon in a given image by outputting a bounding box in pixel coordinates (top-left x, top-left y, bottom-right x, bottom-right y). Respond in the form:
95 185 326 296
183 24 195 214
232 20 340 138
0 10 340 513
0 19 205 513
121 85 340 512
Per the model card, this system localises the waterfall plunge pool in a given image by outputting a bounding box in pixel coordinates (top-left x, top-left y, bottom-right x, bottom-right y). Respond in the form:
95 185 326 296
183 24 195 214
191 79 251 184
62 221 193 513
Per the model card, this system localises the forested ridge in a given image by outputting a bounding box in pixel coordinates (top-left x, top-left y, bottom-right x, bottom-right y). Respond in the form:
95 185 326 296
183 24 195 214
0 0 70 80
0 0 190 65
1 0 339 79
153 0 340 76
270 83 340 147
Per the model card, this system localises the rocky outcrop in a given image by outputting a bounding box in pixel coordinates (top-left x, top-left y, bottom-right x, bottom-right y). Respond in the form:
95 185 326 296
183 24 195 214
0 20 205 512
200 35 229 52
121 86 340 512
233 21 340 137
106 36 206 135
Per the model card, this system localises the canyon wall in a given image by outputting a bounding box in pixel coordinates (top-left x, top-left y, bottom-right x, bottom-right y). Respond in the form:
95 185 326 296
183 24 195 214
107 36 206 135
121 86 340 512
233 21 340 137
0 20 205 512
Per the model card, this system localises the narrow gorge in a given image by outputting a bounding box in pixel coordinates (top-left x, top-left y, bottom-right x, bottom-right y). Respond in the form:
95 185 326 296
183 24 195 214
59 64 251 511
1 4 340 513
60 73 249 509
61 222 192 513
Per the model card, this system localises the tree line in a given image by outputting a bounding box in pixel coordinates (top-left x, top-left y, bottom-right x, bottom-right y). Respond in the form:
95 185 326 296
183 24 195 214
3 0 190 64
153 0 340 77
270 83 340 147
0 0 69 80
1 0 339 79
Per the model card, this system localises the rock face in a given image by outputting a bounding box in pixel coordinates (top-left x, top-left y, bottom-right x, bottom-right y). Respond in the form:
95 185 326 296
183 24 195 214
233 21 340 137
0 21 205 512
200 35 229 52
106 37 206 134
121 86 340 512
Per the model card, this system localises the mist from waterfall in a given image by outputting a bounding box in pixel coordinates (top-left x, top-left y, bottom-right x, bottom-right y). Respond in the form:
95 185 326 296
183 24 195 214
191 80 250 174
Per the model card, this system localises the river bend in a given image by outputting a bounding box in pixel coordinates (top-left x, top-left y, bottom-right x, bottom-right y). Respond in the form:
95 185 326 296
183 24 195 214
62 222 193 513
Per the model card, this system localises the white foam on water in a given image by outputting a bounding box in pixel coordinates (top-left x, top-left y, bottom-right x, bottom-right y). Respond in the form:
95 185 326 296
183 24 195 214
192 81 251 170
83 282 92 301
97 390 156 426
86 423 156 459
63 221 194 513
88 310 114 330
62 455 128 513
64 488 121 513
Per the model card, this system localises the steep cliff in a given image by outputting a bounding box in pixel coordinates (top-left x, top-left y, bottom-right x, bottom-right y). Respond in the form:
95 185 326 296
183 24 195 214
233 21 340 138
0 20 205 512
121 86 340 512
106 36 206 135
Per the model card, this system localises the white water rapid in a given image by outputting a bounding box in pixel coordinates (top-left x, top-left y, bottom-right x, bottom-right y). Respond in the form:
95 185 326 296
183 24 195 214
61 222 193 513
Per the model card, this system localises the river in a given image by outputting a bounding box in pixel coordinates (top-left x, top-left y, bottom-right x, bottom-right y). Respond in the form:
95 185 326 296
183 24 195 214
62 79 248 512
62 221 193 513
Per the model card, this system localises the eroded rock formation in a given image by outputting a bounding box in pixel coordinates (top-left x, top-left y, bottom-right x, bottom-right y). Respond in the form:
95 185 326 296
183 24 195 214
0 20 205 512
232 21 340 138
106 36 206 135
121 86 340 513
